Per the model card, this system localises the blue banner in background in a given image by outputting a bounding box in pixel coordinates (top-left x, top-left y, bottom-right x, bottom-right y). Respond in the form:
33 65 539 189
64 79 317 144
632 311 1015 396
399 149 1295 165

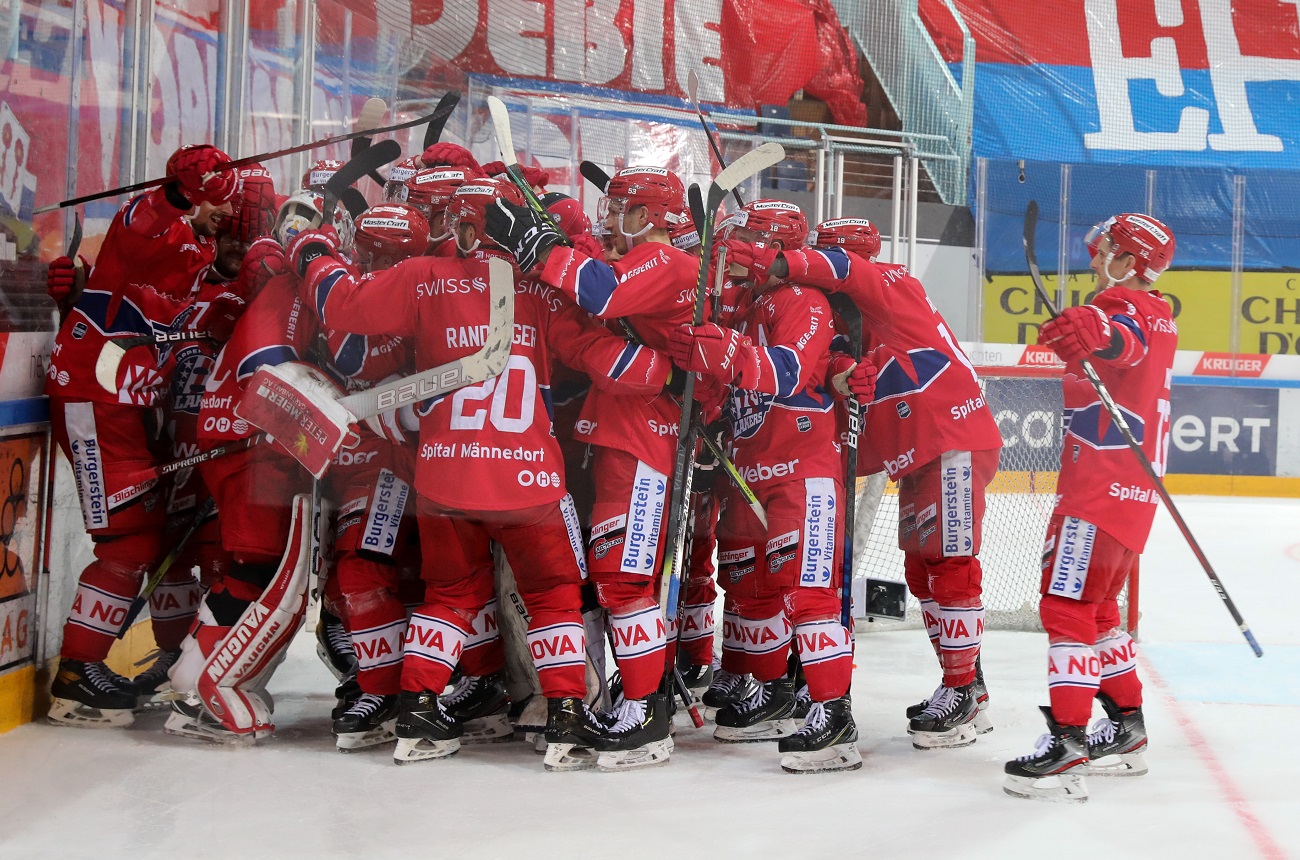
1167 385 1279 477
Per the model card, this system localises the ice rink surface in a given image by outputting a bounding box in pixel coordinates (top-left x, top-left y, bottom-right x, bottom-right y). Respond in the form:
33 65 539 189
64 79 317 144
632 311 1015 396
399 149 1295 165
1 496 1297 859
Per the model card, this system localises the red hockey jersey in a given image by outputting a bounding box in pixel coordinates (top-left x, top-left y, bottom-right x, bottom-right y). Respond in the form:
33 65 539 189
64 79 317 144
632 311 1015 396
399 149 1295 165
47 189 213 406
724 282 841 486
1054 286 1177 552
786 248 1002 478
539 241 699 473
310 249 673 511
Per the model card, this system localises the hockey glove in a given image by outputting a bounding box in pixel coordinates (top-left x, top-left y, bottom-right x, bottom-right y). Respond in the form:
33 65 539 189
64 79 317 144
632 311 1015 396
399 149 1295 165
231 164 277 242
570 233 606 262
1038 305 1112 362
667 322 757 384
166 144 239 206
420 143 485 176
202 291 247 343
287 226 342 277
239 237 289 296
830 355 878 405
717 239 781 287
484 198 563 273
47 255 89 305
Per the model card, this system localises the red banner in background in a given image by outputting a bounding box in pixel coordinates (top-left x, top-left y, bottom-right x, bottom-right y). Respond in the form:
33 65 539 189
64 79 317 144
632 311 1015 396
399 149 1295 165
322 0 866 125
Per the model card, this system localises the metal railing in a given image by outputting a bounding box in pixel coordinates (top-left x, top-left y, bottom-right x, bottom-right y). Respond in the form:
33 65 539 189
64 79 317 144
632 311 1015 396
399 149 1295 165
831 0 975 205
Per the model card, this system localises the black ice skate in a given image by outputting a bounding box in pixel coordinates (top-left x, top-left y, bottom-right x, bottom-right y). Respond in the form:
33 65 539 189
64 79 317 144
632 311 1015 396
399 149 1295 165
163 697 260 746
440 672 512 743
47 659 137 728
677 659 714 694
315 609 357 682
907 660 992 734
778 697 862 774
129 649 181 709
331 674 362 721
1003 706 1089 802
701 668 760 718
1086 693 1148 777
393 690 463 764
333 692 399 752
713 677 798 743
543 697 606 772
594 693 673 771
793 683 812 720
909 683 980 750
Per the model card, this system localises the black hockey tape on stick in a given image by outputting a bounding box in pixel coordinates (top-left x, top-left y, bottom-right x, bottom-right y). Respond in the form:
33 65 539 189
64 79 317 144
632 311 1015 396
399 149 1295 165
38 97 459 214
1023 200 1263 658
688 183 706 240
579 161 611 194
828 294 862 630
322 139 402 225
423 91 463 150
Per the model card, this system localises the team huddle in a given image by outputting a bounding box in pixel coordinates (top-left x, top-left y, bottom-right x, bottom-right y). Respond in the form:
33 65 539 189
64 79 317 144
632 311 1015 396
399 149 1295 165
40 128 1177 798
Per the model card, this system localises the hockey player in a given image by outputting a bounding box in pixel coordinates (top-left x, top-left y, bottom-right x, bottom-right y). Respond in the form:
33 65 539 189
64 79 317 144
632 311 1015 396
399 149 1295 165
670 200 863 773
163 195 340 744
44 143 240 728
483 166 702 769
296 177 679 770
1003 214 1176 803
756 218 1002 750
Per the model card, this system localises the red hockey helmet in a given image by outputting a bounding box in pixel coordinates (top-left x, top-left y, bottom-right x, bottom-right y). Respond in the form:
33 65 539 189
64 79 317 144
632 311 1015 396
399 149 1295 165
301 159 344 192
718 199 808 247
383 156 423 202
403 167 473 225
599 167 688 238
809 218 882 260
352 203 431 271
446 177 526 253
668 205 701 251
1085 213 1175 283
541 191 591 240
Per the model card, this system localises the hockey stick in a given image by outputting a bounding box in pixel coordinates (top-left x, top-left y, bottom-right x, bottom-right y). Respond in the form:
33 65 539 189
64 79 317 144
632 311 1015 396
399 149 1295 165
422 90 463 150
348 97 390 187
1023 201 1263 657
322 139 401 225
828 294 863 629
113 434 265 502
116 497 216 637
35 96 459 214
686 70 745 208
660 142 785 621
687 183 707 240
485 96 571 244
699 432 768 528
579 161 611 194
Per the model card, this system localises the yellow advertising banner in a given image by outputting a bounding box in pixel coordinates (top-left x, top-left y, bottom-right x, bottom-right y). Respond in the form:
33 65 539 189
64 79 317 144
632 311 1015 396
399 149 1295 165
983 271 1300 354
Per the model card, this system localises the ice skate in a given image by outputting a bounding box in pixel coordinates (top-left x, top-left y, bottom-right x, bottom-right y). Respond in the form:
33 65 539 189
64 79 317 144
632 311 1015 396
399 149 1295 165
701 668 760 719
47 659 137 728
331 674 361 720
1086 693 1147 777
441 672 512 744
543 697 605 772
163 697 259 746
1003 706 1089 802
713 677 798 743
595 693 673 771
315 609 357 681
793 683 812 720
907 662 992 735
333 692 399 752
909 683 979 750
129 649 181 709
393 690 462 764
778 697 862 774
677 658 714 694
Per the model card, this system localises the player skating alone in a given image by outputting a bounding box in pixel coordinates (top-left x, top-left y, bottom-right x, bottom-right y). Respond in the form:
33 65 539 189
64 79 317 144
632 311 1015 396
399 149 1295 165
1004 214 1175 802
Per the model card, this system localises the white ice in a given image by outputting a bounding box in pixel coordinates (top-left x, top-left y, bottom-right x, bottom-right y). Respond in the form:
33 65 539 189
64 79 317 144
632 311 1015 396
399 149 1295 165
2 496 1297 859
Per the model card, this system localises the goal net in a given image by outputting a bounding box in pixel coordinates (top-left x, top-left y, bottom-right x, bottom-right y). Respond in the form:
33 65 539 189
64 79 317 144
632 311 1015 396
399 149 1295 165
850 364 1134 633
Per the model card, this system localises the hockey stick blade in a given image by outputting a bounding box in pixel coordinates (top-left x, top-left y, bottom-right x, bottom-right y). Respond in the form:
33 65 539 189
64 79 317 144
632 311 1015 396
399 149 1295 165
350 97 390 186
339 187 370 220
579 161 611 194
1022 201 1263 657
68 213 83 260
323 139 402 222
708 142 784 213
687 69 744 207
423 91 463 150
485 96 570 242
37 98 458 215
688 183 706 239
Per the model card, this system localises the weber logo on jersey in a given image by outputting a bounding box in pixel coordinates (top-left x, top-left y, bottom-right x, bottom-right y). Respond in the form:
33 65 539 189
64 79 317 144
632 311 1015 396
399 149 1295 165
1047 517 1095 600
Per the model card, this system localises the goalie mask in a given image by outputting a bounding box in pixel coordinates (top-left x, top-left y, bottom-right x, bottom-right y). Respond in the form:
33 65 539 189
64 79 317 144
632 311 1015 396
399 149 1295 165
301 159 344 192
809 218 882 260
1085 213 1175 284
719 199 808 247
446 177 525 255
353 203 431 272
598 166 688 243
273 191 356 254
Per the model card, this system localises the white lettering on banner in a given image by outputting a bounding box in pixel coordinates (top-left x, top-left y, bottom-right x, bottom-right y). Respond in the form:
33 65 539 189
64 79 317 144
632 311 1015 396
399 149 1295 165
995 408 1057 450
0 594 34 668
1172 415 1271 455
620 461 668 575
1084 0 1300 152
1048 517 1095 600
